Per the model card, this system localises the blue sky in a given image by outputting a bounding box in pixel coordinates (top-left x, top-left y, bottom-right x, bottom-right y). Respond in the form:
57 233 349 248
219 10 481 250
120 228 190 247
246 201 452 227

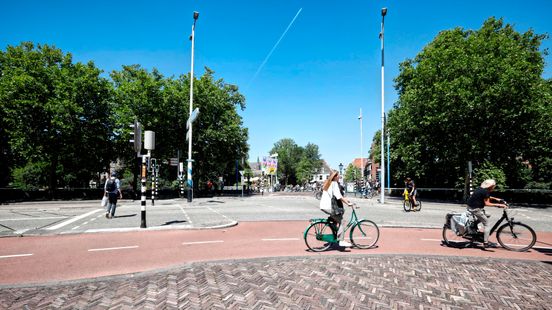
2 0 551 170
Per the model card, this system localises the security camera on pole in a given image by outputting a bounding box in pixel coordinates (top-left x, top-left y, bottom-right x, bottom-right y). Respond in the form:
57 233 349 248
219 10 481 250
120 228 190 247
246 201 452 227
186 11 199 203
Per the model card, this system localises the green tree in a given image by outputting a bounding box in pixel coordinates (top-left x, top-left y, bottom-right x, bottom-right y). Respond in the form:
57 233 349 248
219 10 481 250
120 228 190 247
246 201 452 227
270 139 303 185
110 66 248 190
344 163 360 182
0 42 114 190
296 143 322 184
388 17 550 188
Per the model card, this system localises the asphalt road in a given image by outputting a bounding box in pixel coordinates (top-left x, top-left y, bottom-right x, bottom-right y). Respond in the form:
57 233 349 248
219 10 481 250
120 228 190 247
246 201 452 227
1 194 551 236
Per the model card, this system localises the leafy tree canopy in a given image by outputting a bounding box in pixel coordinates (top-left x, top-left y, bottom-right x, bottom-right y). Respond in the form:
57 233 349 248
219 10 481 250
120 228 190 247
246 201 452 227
387 17 550 189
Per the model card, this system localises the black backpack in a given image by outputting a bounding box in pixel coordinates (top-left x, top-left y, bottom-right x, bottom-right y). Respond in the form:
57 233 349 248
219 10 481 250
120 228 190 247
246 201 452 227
106 179 116 192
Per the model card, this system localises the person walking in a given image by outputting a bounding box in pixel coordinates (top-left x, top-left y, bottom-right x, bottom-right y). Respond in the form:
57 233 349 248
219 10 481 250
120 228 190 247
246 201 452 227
104 172 122 219
319 170 354 247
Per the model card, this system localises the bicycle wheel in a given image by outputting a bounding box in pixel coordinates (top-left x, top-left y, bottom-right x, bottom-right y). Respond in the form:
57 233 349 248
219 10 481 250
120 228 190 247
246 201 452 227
304 222 335 252
414 200 422 211
496 223 536 252
350 220 379 249
403 200 411 212
442 225 471 248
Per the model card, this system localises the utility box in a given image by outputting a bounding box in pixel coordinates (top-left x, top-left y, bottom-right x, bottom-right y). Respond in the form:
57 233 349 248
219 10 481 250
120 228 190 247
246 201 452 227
144 131 155 150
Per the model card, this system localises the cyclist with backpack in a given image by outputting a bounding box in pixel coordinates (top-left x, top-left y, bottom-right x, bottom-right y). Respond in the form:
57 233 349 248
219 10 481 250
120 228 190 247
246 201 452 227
104 172 122 218
319 171 354 247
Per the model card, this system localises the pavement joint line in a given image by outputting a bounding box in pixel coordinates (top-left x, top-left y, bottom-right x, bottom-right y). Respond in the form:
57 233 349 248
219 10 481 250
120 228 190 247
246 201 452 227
0 253 33 259
205 205 234 222
0 216 66 221
88 245 139 252
46 209 103 230
182 240 224 245
261 238 300 241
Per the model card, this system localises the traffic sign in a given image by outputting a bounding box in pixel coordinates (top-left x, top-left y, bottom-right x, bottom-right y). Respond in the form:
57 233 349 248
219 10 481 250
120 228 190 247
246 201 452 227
186 108 200 130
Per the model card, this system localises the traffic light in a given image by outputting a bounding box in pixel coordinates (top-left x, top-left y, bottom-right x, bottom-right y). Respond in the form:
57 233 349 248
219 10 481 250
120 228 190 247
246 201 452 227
129 120 142 153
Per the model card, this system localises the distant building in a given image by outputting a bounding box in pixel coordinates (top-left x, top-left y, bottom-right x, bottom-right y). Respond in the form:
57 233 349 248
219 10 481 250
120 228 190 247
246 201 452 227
312 160 332 183
351 158 372 181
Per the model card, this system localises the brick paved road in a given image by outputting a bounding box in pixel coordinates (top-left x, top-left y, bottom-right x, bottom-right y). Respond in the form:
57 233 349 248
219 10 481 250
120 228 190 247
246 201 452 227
1 255 551 309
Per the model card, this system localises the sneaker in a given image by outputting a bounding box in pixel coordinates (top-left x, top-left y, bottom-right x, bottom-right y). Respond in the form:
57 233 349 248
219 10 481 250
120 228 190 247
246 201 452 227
105 212 109 218
484 242 498 248
339 241 352 247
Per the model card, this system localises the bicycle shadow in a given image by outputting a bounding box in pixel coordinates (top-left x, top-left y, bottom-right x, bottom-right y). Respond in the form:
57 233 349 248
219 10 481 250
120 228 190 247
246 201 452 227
305 244 380 253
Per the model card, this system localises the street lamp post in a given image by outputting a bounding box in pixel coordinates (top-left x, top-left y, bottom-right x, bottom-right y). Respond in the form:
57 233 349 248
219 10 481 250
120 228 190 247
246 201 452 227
187 11 199 203
358 108 364 185
379 7 387 204
339 162 343 185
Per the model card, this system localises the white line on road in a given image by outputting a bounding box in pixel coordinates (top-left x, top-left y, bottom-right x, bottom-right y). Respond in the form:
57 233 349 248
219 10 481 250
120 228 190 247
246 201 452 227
262 238 300 241
182 240 224 245
47 209 103 230
0 253 33 259
88 246 139 252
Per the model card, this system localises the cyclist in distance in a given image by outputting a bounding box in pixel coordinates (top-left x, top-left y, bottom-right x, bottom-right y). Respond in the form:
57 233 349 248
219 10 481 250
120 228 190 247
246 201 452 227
405 177 418 206
467 179 508 248
320 171 354 247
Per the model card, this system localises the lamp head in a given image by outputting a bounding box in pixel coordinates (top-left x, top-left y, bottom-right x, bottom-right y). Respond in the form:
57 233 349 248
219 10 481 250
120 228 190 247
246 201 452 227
193 11 199 20
381 8 387 17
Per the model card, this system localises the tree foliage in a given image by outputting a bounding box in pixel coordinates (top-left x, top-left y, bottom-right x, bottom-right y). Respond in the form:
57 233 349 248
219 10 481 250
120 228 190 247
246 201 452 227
0 42 114 190
344 163 360 182
387 17 551 188
269 139 322 185
0 42 249 191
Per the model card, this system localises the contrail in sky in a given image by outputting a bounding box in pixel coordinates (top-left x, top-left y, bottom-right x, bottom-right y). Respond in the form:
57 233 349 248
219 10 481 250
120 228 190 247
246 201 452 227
248 8 303 87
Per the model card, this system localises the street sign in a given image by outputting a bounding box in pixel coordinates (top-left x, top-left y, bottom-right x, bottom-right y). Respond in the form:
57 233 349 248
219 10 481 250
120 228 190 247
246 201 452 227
186 108 200 130
169 158 179 166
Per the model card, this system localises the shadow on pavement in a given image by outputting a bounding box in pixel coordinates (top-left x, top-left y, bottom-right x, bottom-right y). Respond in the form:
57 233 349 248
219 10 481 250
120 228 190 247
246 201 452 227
113 214 137 219
162 220 187 226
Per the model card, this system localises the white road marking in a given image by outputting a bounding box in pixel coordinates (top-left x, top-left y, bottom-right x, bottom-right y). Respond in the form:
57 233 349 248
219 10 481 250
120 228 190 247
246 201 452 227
1 216 66 221
261 238 300 241
0 253 33 259
46 209 103 230
182 240 224 245
177 204 193 224
88 246 139 252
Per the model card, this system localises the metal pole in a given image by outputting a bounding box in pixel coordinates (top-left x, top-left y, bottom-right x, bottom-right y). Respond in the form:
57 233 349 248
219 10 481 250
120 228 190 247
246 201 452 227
387 126 391 193
359 108 364 184
151 160 155 206
380 8 386 204
140 154 147 228
187 17 197 203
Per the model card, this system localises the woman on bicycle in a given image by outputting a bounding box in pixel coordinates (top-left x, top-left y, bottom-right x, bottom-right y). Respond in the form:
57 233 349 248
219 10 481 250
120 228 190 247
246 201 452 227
467 179 508 248
319 171 354 247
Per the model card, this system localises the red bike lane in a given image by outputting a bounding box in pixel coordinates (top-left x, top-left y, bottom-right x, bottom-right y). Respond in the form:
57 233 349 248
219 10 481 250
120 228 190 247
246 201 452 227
1 221 551 286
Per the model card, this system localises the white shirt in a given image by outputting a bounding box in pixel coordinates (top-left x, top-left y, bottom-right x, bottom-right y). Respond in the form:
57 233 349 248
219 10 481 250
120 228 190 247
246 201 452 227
319 181 342 212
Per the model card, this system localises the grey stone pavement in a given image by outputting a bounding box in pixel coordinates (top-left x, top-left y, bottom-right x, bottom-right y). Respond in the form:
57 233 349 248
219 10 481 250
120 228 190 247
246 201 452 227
1 194 552 309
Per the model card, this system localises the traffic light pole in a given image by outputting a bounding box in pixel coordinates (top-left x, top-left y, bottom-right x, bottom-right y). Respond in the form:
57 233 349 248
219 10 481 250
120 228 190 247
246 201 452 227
140 153 147 228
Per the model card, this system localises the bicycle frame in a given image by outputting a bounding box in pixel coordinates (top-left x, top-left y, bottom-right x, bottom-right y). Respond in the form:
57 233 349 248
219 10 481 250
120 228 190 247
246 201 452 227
468 209 512 237
306 207 361 243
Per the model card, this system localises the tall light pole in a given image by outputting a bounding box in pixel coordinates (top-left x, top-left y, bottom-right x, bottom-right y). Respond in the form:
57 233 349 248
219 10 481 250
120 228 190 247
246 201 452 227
386 114 391 193
379 7 387 204
358 108 364 185
187 11 199 203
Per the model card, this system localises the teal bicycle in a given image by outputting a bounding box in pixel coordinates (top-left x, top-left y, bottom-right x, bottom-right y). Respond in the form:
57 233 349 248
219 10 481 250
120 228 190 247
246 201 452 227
304 204 380 252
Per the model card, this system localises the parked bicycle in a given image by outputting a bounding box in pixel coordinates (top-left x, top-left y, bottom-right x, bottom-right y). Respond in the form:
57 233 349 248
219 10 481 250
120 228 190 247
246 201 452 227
442 201 536 252
314 190 323 200
403 189 422 212
303 203 380 252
